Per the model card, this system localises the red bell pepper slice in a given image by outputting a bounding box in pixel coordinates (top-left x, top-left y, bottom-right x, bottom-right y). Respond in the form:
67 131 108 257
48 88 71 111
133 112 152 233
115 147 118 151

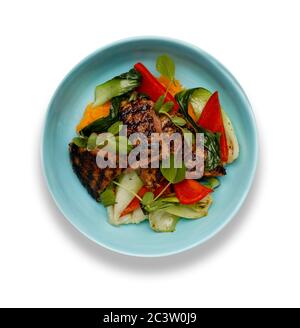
197 91 229 163
134 62 179 111
174 179 213 205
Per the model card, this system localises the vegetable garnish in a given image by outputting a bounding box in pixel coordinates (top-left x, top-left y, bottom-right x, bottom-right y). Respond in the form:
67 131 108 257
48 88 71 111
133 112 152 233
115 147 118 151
154 55 176 111
158 76 183 96
142 192 155 206
198 92 229 163
154 95 165 112
175 89 222 171
120 181 171 217
107 121 123 135
163 195 212 219
201 177 220 189
170 116 186 127
94 69 141 107
87 133 98 151
134 62 179 111
157 103 187 130
120 186 148 217
111 171 144 224
72 136 88 148
149 211 178 232
156 54 176 83
189 88 211 121
113 180 143 201
76 102 111 133
159 101 174 114
160 154 186 184
99 185 116 207
79 95 120 136
174 179 213 205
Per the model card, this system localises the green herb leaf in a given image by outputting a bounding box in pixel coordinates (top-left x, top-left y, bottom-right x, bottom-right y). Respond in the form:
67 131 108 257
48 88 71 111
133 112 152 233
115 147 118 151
160 154 186 184
108 121 123 135
160 165 177 184
156 54 175 82
154 95 165 111
159 101 174 114
171 116 186 126
142 192 154 206
87 133 98 151
173 164 186 184
99 187 116 207
72 137 88 148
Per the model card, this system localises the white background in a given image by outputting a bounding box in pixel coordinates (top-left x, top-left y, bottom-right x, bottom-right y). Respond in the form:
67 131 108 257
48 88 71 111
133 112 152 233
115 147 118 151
0 0 299 308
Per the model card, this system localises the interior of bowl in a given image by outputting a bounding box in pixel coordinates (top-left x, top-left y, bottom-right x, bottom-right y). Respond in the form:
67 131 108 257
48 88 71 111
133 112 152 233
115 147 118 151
42 37 257 257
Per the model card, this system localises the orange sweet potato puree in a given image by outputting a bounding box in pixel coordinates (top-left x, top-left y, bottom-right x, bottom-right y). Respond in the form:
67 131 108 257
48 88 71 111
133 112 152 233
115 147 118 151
76 101 111 133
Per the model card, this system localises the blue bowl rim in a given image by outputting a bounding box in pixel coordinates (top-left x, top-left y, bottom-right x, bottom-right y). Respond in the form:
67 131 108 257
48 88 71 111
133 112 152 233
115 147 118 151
41 36 259 257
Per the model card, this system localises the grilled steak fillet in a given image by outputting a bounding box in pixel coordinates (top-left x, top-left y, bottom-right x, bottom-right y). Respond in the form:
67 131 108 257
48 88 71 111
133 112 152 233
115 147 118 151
139 168 163 191
120 99 164 188
69 143 122 200
120 99 162 137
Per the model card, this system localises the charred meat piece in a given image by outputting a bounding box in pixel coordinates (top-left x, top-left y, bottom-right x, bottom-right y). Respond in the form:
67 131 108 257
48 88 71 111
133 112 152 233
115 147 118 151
204 165 226 177
137 114 182 187
160 114 182 135
69 143 122 200
139 168 163 191
120 99 163 189
120 99 162 137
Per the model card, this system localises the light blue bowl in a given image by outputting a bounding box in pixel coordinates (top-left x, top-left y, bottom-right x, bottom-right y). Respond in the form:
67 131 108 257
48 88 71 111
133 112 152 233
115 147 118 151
42 37 258 257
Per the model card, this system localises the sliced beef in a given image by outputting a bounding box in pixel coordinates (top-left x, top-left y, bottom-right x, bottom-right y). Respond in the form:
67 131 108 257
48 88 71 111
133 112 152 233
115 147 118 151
69 143 122 200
